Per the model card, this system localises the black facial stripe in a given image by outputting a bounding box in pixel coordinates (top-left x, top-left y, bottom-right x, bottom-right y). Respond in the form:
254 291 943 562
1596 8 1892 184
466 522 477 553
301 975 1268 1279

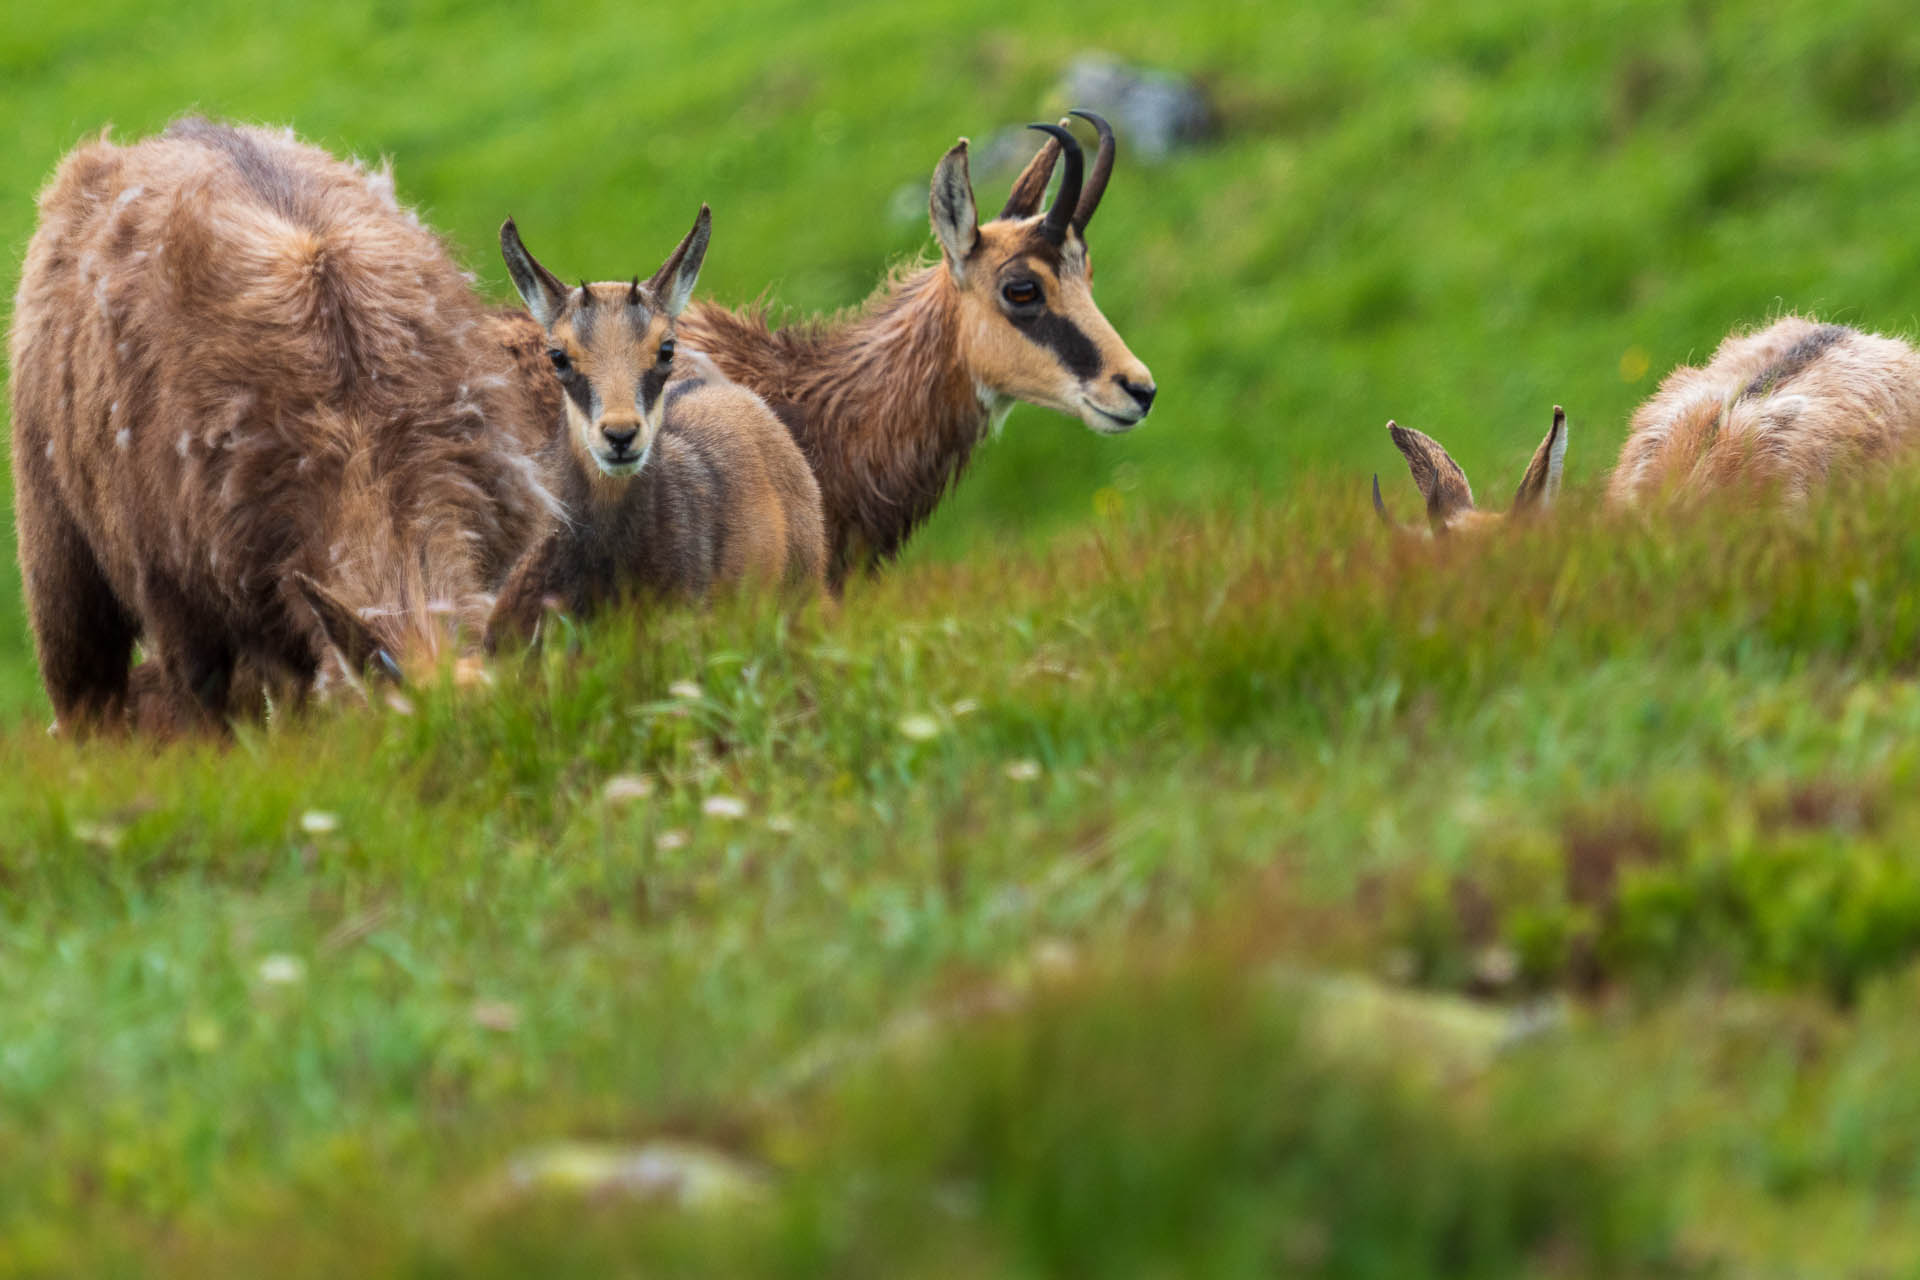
1007 310 1101 381
560 369 593 415
638 364 671 415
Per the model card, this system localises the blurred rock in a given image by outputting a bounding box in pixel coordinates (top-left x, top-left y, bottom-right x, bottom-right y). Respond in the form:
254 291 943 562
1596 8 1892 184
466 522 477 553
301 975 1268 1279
1057 53 1214 162
475 1140 769 1214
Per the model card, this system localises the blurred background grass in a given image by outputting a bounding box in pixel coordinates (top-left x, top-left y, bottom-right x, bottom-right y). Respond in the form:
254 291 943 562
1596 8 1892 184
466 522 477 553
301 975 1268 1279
8 0 1920 717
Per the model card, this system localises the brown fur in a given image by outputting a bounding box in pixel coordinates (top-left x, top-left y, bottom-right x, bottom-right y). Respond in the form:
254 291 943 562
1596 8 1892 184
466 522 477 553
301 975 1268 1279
666 121 1155 583
8 120 556 732
1608 316 1920 507
484 219 824 650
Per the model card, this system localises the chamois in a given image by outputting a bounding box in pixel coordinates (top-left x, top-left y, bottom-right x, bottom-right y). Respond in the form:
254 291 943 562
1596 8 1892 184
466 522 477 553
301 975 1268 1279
8 119 557 732
667 111 1155 583
483 210 824 651
1608 316 1920 507
1376 317 1920 531
1373 409 1567 535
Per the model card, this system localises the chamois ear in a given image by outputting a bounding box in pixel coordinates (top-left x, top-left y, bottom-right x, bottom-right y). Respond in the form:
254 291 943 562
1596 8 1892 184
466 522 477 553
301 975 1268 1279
645 204 712 319
292 572 402 687
500 217 570 330
1000 130 1062 220
930 140 979 279
1512 406 1569 513
1387 421 1476 534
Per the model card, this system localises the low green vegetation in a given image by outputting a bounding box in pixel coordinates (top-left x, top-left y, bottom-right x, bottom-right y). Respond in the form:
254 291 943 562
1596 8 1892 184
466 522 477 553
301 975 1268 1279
10 0 1920 1273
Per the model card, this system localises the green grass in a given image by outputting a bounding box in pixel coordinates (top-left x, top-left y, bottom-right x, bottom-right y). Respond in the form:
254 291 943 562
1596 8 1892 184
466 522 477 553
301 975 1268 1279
11 0 1920 1273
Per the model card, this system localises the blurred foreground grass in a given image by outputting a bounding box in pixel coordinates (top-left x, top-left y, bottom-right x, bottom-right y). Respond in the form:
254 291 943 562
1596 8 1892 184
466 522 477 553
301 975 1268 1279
7 475 1920 1271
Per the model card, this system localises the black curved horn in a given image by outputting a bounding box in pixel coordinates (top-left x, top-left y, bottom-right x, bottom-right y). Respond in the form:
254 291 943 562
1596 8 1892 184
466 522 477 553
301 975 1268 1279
1027 122 1083 245
1068 109 1116 232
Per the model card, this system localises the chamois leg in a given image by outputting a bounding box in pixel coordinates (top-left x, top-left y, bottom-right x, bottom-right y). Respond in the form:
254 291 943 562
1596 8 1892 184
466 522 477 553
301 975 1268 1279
137 571 236 730
14 480 137 734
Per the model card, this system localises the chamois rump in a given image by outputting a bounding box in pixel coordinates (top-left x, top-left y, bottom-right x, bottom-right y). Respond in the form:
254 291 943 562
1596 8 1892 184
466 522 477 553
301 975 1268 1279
665 111 1156 584
1375 318 1920 531
483 209 824 651
8 119 557 731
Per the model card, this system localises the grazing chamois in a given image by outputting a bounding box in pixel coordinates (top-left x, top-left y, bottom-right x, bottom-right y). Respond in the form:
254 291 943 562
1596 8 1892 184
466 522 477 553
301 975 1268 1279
1608 316 1920 507
1377 317 1920 531
8 119 557 732
670 110 1156 583
1374 409 1568 534
483 210 825 650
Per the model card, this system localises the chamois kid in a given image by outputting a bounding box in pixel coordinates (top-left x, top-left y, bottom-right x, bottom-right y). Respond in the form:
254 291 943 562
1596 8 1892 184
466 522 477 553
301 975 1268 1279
484 210 825 650
1374 409 1567 534
8 119 557 732
670 111 1156 583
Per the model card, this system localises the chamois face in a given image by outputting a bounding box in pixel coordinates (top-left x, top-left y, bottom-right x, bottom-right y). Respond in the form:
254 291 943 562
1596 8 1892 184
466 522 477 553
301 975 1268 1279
501 207 711 478
1375 408 1568 535
929 112 1157 435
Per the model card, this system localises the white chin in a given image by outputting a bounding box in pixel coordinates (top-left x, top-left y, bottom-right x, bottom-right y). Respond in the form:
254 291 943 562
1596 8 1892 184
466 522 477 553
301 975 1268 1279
592 450 648 478
1081 405 1144 435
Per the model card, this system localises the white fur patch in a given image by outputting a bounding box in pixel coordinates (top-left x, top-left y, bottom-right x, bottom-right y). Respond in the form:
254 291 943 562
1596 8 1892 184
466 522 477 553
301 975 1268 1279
176 432 190 457
114 428 130 450
113 184 144 209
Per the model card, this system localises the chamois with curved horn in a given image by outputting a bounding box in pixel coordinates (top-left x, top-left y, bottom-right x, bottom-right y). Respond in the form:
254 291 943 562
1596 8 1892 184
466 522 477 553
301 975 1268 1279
8 119 557 732
484 210 824 650
658 110 1156 583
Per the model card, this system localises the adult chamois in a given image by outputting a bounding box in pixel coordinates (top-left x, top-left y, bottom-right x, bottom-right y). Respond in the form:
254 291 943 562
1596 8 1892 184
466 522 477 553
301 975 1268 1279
8 119 557 732
483 210 824 650
1375 317 1920 532
673 111 1157 583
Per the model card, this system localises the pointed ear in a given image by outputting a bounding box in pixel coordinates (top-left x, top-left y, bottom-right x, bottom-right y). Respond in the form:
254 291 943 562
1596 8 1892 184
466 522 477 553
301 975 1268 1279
1387 422 1476 533
645 204 712 319
999 132 1062 220
1512 406 1569 513
929 140 979 280
500 217 570 330
293 572 401 686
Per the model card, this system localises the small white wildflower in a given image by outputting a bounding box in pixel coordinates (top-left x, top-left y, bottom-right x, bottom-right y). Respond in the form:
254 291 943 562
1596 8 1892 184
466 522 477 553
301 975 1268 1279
383 690 416 716
72 820 124 849
256 954 306 986
766 814 797 835
702 795 747 820
603 774 655 805
471 1000 521 1032
299 810 339 836
1003 759 1042 782
898 714 941 742
668 680 704 701
656 828 690 851
949 699 980 717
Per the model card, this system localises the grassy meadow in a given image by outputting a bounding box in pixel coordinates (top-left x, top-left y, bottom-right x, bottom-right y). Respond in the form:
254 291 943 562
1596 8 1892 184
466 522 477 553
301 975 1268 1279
8 0 1920 1273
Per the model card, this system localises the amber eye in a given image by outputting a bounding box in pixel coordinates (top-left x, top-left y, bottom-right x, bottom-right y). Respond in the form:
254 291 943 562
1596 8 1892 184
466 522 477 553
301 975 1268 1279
546 347 572 372
1001 280 1041 308
658 339 676 364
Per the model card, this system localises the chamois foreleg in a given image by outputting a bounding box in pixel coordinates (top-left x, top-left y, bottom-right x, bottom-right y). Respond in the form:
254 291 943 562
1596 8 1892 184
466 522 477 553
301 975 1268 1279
136 569 237 730
483 531 574 655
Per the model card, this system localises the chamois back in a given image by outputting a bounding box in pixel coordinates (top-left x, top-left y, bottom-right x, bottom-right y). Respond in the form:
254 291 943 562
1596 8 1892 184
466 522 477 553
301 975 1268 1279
1609 317 1920 507
8 119 555 730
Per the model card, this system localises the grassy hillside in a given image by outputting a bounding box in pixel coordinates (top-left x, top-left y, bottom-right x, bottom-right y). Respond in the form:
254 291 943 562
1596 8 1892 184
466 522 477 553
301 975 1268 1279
10 0 1920 1273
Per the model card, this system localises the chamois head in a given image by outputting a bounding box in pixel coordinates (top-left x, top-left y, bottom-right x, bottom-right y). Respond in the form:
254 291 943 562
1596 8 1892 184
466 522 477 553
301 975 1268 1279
1374 407 1568 535
929 110 1157 434
500 206 711 478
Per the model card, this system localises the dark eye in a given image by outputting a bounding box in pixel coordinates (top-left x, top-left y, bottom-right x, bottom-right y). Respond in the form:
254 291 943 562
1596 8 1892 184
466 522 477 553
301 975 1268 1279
658 339 676 365
1002 280 1041 308
546 347 571 372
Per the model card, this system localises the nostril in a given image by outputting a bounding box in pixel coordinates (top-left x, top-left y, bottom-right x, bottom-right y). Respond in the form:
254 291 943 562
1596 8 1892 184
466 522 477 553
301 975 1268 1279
602 424 638 451
1118 377 1156 413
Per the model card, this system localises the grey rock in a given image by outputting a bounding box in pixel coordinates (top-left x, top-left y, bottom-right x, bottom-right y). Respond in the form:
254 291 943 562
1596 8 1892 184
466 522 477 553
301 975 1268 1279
1059 53 1214 161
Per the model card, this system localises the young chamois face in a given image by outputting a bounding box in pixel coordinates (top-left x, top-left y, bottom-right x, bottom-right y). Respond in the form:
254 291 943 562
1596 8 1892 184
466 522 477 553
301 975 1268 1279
500 207 711 478
1374 407 1568 534
930 111 1157 434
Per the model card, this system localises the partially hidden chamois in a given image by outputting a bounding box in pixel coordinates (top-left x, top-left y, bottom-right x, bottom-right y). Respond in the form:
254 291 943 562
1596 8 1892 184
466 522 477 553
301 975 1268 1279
8 119 558 732
1375 318 1920 532
663 110 1156 584
483 209 825 651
